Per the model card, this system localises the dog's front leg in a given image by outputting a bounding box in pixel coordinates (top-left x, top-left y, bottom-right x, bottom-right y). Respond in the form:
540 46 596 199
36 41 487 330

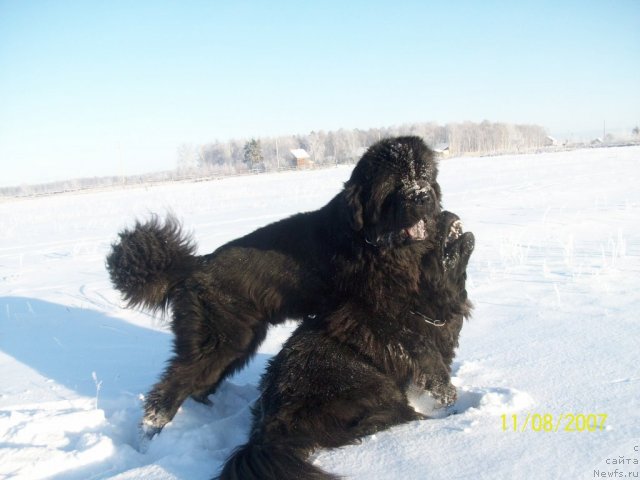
413 354 457 408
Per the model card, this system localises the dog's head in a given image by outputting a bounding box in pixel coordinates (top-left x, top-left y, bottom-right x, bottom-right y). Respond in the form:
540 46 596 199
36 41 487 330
343 136 442 249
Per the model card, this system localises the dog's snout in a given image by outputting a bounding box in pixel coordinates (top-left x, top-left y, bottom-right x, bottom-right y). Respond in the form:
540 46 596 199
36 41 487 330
407 185 431 206
414 188 437 212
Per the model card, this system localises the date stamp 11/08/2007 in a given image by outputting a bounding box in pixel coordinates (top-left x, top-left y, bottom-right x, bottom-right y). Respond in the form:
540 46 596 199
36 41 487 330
501 413 608 433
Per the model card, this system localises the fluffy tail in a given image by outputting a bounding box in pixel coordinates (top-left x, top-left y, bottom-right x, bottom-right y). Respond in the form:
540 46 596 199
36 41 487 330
216 441 337 480
106 215 198 312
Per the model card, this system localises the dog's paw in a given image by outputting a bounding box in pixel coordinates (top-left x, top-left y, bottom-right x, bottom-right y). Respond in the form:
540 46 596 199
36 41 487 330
139 407 170 447
438 211 474 273
444 233 474 272
445 218 463 248
438 212 461 245
427 381 458 408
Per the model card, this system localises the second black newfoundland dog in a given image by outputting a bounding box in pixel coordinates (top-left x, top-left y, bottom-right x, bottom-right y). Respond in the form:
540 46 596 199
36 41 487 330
106 136 442 438
217 212 474 479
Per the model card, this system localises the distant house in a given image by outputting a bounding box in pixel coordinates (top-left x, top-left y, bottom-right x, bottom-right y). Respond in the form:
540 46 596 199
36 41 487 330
591 137 603 146
290 149 313 169
433 143 450 157
544 136 558 147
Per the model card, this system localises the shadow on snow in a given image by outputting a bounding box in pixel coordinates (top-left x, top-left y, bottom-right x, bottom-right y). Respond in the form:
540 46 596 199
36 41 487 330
0 296 172 402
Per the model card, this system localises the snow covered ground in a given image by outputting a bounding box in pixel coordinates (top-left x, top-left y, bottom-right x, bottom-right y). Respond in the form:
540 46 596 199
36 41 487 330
1 146 639 479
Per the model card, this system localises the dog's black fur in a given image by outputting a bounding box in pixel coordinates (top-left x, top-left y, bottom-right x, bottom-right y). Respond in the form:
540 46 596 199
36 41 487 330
106 136 442 436
216 212 474 479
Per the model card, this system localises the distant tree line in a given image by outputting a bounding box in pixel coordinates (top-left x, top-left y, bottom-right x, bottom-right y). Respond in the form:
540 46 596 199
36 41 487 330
11 120 640 198
0 120 550 197
0 171 184 198
178 120 549 174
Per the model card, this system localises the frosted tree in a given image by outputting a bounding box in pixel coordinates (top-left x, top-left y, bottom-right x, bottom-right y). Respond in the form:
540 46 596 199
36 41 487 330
308 130 327 164
177 143 198 172
243 139 264 170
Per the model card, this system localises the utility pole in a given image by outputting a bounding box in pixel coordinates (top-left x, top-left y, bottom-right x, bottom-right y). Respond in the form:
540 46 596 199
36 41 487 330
276 138 280 170
118 143 124 185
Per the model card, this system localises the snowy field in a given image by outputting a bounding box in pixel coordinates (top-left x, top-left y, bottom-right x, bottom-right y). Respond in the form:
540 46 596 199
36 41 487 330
1 146 639 479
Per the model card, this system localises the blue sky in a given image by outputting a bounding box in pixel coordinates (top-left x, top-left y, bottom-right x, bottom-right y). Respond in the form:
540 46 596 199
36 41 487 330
1 1 638 186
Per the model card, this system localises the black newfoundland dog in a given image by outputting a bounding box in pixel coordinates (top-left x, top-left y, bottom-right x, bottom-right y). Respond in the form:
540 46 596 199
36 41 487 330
106 136 442 438
217 212 474 480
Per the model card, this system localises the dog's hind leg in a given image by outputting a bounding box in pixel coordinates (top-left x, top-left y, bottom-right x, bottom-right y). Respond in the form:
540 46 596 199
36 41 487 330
142 349 244 437
141 320 269 438
141 357 199 437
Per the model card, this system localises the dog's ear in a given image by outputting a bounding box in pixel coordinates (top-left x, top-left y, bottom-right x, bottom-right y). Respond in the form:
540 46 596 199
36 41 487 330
343 184 364 231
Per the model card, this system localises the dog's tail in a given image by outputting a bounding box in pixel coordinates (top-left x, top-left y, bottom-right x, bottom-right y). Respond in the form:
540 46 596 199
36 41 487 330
216 440 337 480
106 215 198 312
